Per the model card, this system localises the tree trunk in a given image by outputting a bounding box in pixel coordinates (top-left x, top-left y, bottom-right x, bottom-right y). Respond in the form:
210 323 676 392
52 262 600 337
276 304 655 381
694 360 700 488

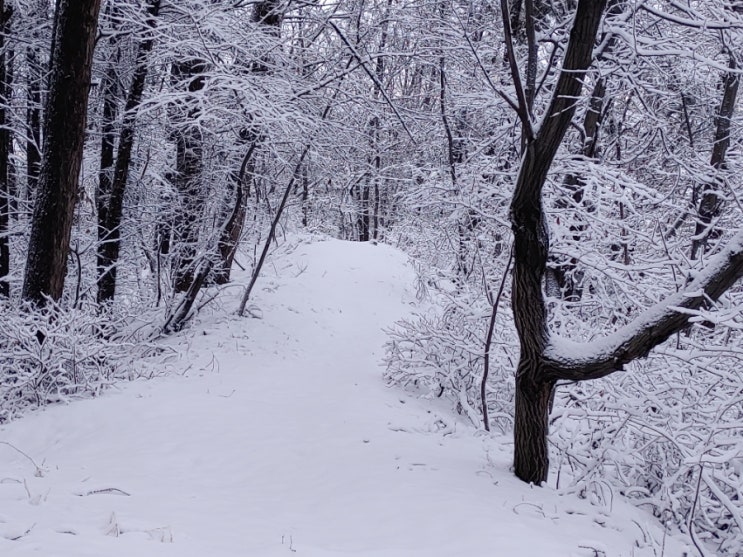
97 0 160 304
691 55 739 260
25 0 46 198
213 143 256 285
96 5 121 304
513 373 554 483
0 1 11 297
171 58 206 294
22 0 102 305
213 0 286 283
508 0 743 486
509 0 608 484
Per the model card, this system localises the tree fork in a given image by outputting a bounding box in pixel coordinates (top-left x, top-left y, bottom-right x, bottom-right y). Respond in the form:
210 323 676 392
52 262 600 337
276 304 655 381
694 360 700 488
508 0 608 484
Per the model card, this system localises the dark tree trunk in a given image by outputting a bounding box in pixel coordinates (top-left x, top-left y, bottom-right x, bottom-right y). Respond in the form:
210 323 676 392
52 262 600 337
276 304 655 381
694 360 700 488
25 1 46 198
691 55 739 260
5 39 14 213
358 184 371 242
96 0 160 304
171 58 206 294
0 2 11 297
509 0 608 484
21 0 102 305
214 0 286 284
301 163 309 227
507 0 743 486
96 5 120 304
513 373 554 483
214 143 256 285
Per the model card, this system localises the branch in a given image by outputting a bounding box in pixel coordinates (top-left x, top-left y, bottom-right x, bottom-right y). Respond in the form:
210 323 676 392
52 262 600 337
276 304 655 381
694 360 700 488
500 0 534 140
544 230 743 381
481 248 513 432
328 21 417 144
536 0 607 151
640 3 743 30
454 9 520 114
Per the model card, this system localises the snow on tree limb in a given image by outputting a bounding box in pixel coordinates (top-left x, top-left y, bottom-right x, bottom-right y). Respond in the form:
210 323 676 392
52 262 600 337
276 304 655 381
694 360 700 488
545 230 743 381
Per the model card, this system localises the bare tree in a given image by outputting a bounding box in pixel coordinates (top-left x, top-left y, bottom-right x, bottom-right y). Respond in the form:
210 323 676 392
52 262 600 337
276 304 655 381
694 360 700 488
505 0 743 484
22 0 102 305
97 0 161 304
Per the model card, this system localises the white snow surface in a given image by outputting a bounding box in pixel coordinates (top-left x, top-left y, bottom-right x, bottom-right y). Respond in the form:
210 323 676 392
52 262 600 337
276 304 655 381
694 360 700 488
0 237 687 556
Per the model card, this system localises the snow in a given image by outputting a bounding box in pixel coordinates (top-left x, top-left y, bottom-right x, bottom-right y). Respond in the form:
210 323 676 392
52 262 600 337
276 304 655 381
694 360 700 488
547 229 743 369
0 237 687 556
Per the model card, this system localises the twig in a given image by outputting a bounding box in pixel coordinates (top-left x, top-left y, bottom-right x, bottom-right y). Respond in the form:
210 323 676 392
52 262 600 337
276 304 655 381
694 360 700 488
688 463 708 557
481 247 513 431
76 487 131 497
0 441 44 477
329 21 417 144
499 0 535 140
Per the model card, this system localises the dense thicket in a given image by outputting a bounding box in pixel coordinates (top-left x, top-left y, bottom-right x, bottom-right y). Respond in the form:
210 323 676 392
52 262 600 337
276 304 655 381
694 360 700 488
0 0 741 553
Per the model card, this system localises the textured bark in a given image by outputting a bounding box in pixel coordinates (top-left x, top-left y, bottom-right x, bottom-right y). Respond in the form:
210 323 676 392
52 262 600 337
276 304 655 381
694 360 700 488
0 2 11 297
509 0 743 485
22 0 102 305
25 0 46 197
509 0 608 484
691 55 739 260
97 0 160 304
171 58 207 294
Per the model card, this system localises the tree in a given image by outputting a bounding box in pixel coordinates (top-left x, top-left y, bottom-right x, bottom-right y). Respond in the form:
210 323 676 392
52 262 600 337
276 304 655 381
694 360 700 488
0 1 12 297
22 0 102 305
505 0 743 484
0 2 11 296
96 0 161 304
24 0 46 197
213 0 287 285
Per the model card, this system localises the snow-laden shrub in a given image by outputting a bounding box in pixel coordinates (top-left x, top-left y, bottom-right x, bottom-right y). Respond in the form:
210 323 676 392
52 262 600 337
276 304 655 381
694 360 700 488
385 256 743 554
552 331 743 555
0 300 156 422
384 266 517 433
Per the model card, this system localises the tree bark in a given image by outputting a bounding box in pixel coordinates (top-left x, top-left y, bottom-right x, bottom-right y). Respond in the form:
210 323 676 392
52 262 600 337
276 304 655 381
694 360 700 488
509 0 608 484
97 0 160 304
0 2 11 297
509 0 743 486
691 55 739 260
21 0 102 305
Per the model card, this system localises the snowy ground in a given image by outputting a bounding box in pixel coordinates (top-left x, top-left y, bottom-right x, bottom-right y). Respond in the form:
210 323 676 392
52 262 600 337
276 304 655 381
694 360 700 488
0 238 688 556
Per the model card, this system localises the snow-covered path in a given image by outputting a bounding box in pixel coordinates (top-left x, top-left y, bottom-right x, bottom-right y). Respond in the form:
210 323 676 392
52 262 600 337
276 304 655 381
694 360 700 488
0 239 685 556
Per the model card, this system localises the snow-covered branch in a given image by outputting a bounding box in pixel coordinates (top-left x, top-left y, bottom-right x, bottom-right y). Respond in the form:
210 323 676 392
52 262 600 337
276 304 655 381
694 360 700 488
545 230 743 380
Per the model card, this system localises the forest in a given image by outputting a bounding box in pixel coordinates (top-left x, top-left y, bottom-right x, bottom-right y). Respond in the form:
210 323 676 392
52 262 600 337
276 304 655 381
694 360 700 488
0 0 742 554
